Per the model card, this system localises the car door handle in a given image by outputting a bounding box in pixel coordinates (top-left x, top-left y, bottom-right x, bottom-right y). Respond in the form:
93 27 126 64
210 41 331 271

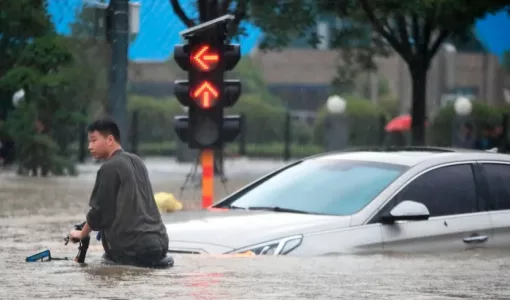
463 235 488 244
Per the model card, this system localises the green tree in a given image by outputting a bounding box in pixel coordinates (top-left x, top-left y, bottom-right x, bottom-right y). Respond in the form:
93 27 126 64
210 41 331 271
317 1 507 145
0 0 54 119
0 1 84 175
0 35 84 175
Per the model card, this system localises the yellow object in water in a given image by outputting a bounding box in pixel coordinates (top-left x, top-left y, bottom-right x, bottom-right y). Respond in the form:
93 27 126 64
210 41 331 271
236 251 256 256
154 192 183 213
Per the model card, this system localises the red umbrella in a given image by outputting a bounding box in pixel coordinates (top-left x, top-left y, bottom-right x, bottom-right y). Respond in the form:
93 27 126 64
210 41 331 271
385 114 428 132
385 114 412 132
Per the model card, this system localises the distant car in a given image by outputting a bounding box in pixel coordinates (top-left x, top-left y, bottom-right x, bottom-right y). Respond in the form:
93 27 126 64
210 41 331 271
163 147 510 256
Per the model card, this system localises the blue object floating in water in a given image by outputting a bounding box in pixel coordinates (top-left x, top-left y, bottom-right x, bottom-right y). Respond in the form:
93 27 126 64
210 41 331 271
26 249 51 262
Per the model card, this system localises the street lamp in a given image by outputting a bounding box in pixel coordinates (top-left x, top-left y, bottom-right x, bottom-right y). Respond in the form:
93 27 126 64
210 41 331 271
451 96 473 148
12 89 25 107
324 95 348 151
454 96 472 116
326 95 346 114
443 43 457 53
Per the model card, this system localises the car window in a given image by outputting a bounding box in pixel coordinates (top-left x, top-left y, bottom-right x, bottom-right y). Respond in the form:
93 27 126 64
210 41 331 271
225 159 408 216
379 164 478 219
481 163 510 211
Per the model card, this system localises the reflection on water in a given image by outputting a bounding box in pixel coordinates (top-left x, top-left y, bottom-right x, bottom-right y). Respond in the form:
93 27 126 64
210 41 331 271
1 174 510 299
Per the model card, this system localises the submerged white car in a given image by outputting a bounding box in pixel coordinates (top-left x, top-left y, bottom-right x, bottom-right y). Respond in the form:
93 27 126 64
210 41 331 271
163 147 510 256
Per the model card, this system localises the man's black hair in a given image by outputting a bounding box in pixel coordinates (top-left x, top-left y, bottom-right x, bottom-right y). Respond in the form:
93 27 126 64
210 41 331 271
87 116 121 142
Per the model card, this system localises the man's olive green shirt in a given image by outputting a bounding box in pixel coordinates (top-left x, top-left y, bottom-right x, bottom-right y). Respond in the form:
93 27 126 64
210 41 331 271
86 150 169 258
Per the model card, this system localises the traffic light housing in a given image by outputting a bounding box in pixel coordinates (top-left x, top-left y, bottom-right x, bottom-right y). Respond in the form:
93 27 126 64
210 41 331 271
172 21 242 149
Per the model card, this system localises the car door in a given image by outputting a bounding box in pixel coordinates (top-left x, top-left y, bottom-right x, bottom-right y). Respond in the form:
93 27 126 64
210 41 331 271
369 163 493 252
477 162 510 248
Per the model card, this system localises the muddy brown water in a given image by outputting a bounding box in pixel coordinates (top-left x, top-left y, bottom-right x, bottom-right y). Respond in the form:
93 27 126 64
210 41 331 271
1 170 510 300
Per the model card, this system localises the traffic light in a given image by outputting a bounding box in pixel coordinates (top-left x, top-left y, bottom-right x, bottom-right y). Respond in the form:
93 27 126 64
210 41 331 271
172 16 242 149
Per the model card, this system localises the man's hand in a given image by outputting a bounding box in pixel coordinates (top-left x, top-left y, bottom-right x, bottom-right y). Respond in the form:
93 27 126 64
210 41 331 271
69 229 85 243
68 222 93 243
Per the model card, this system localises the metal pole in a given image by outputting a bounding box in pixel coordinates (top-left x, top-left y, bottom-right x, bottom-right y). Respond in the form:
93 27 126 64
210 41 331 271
107 0 129 147
378 114 386 146
130 110 139 155
501 113 508 153
283 111 291 161
238 113 246 156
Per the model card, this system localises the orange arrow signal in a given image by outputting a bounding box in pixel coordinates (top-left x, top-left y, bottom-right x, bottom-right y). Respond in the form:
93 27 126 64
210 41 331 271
191 45 219 71
192 81 219 108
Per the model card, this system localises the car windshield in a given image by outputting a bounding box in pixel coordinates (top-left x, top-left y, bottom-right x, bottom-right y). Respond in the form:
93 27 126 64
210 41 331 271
226 159 408 216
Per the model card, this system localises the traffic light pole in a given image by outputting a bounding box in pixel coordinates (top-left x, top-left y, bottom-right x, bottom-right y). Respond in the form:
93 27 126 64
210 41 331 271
201 149 214 207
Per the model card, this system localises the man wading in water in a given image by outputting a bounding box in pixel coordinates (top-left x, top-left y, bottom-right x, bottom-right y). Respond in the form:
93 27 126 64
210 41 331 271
68 117 171 267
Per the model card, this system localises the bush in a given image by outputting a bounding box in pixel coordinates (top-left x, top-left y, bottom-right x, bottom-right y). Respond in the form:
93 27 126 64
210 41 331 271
4 101 76 176
429 100 504 146
137 141 322 158
313 95 387 147
128 93 317 149
127 95 182 144
226 94 287 144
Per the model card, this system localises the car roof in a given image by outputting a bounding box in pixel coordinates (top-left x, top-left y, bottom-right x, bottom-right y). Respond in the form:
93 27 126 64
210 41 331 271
308 146 510 167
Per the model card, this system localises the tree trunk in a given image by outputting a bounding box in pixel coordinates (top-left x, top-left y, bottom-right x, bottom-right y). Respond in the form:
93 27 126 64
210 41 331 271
409 66 428 146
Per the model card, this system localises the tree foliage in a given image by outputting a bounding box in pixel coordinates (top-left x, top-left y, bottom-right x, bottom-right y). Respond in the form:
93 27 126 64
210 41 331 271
0 0 55 118
0 1 86 175
0 34 85 175
318 0 507 145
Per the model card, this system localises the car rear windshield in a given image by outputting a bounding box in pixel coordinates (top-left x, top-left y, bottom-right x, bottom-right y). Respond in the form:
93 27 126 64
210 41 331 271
227 159 408 216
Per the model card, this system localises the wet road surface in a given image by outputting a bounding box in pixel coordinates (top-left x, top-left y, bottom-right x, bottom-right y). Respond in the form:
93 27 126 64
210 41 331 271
1 160 510 300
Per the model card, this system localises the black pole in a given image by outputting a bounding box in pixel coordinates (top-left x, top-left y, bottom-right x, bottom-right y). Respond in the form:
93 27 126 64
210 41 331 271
107 0 129 147
130 110 139 155
78 106 88 162
501 113 509 153
78 125 86 162
238 113 246 156
214 147 224 176
378 114 386 146
283 110 291 161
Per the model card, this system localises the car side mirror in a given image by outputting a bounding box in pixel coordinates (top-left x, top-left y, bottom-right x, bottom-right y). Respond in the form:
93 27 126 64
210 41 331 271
380 200 430 225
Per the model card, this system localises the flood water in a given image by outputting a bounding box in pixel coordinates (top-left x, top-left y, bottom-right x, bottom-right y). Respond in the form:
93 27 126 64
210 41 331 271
1 161 510 300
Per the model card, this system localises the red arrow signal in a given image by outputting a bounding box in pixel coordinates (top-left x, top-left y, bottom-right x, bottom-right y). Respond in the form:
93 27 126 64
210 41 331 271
191 45 219 71
192 81 219 108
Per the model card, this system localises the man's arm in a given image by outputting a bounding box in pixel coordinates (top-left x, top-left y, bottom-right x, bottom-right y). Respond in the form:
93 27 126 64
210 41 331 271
86 164 120 232
78 222 93 240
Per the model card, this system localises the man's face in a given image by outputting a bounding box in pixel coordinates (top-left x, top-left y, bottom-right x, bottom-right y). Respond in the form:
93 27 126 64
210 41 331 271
88 131 113 159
